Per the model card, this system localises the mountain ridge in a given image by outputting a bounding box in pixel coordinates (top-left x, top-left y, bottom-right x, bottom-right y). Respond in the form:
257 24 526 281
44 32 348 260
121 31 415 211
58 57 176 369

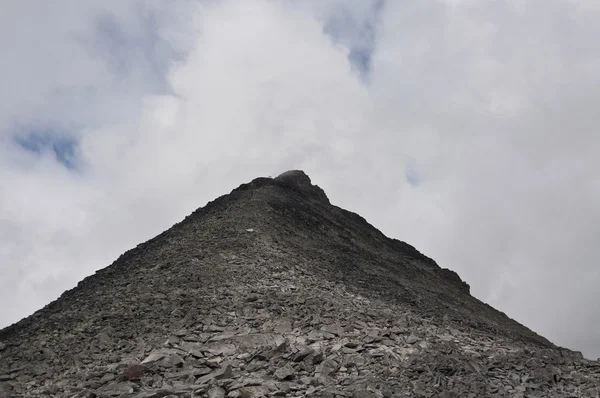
1 170 598 398
1 171 465 339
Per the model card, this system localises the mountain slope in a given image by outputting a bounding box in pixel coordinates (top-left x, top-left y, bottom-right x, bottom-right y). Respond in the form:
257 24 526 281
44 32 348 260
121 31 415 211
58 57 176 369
1 170 598 398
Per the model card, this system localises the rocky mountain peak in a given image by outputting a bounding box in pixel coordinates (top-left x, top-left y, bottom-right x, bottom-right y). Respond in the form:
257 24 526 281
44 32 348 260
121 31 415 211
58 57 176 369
1 172 599 397
273 170 330 204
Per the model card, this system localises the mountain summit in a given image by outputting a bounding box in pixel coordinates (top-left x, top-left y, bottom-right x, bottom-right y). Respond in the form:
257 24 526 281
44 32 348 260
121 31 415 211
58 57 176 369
1 171 599 397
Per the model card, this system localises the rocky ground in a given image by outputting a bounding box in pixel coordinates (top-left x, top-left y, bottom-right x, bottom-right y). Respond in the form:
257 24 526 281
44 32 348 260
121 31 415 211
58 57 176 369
1 171 599 397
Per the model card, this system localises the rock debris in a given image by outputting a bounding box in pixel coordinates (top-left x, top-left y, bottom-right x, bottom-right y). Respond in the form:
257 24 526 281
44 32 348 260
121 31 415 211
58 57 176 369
1 170 599 397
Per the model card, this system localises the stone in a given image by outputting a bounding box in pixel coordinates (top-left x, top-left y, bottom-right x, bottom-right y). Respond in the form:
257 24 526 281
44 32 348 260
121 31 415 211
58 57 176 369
196 363 232 385
133 390 174 398
321 324 344 336
141 351 166 365
99 381 137 396
208 386 227 398
157 351 185 368
300 376 313 385
97 332 112 346
215 362 233 379
273 319 293 334
310 351 325 365
353 391 375 398
274 364 295 380
246 294 259 303
320 358 339 376
208 343 237 356
182 345 205 359
121 364 147 381
406 335 419 345
238 386 270 398
293 347 314 362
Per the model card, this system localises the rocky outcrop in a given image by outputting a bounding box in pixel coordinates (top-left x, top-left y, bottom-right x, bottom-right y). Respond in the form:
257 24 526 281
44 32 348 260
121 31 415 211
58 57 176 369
0 171 598 397
274 170 330 204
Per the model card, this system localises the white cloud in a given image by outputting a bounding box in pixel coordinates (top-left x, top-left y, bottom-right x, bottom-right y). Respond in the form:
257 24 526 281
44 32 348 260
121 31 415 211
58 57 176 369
361 0 600 358
1 0 599 360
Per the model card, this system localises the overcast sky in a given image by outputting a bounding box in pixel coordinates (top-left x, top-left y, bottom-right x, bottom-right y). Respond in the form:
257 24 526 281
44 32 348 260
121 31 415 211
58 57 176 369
1 0 599 359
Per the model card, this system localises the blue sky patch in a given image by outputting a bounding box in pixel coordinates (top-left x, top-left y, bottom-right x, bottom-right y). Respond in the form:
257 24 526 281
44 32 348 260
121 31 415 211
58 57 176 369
348 48 373 75
14 130 79 170
322 0 384 80
404 161 423 187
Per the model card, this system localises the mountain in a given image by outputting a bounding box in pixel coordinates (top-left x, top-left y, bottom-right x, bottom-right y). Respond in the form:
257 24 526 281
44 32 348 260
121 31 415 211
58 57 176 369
1 170 599 398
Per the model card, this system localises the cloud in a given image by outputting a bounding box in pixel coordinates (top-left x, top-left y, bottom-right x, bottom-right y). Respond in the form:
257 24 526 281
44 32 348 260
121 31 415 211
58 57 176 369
361 0 600 358
1 0 599 360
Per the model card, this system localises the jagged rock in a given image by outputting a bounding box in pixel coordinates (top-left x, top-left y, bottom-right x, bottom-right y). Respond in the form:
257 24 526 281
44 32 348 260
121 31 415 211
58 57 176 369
141 351 167 365
406 334 419 344
353 391 376 398
319 358 339 377
133 389 174 398
274 170 330 204
214 362 233 379
273 319 293 334
0 171 598 398
208 386 226 398
311 351 325 365
122 364 147 381
293 347 314 362
245 294 259 303
177 341 205 358
237 385 270 398
321 324 344 336
141 350 184 368
273 364 295 380
99 381 137 395
207 343 237 356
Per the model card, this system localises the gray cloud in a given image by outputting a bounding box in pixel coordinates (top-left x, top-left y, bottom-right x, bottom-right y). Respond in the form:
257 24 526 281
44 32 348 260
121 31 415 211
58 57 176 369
1 0 599 359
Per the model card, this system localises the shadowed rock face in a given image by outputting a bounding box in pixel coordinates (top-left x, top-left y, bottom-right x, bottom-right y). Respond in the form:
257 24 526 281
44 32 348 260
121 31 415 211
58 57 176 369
274 170 330 205
1 171 599 398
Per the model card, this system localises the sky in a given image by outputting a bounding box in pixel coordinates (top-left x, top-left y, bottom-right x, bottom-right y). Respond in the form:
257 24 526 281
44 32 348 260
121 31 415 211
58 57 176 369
0 0 599 359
